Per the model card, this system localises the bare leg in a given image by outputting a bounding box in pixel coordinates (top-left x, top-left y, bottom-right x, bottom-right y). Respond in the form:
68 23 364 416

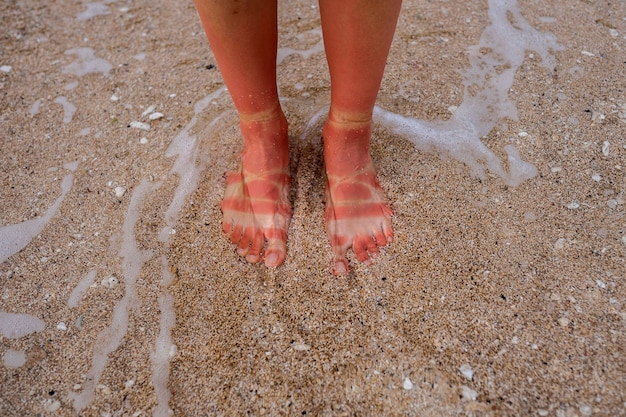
194 0 290 267
319 0 401 274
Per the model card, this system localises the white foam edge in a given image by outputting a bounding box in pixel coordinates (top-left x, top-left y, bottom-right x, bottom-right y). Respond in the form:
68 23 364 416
0 171 74 263
69 179 157 413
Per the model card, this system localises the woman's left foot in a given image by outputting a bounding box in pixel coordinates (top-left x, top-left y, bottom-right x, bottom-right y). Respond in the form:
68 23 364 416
323 119 393 275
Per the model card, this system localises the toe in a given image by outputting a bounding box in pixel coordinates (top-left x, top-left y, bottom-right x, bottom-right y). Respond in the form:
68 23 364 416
245 230 264 263
367 240 380 259
228 224 243 244
264 228 287 267
353 235 372 263
264 242 286 267
331 257 349 275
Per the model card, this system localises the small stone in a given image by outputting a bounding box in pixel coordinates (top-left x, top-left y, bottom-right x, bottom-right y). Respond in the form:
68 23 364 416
591 173 602 182
592 111 605 123
43 399 61 412
56 322 68 331
581 50 595 57
97 384 112 395
125 380 135 389
292 342 311 351
141 105 156 116
139 137 148 144
554 238 567 250
1 65 12 73
114 186 126 198
110 94 119 101
149 112 164 120
168 344 178 358
538 409 549 416
609 28 619 37
518 131 528 137
607 199 618 209
459 363 474 381
566 202 580 210
551 167 562 173
402 377 413 390
101 276 119 289
579 404 592 416
602 141 610 156
558 317 570 327
129 121 150 130
596 279 606 289
460 385 478 401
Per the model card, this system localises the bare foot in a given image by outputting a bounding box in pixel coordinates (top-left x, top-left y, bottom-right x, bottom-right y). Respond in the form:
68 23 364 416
221 114 291 267
323 119 393 275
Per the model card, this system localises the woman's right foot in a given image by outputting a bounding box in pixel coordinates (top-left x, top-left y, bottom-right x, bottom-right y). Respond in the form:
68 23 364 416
221 112 291 267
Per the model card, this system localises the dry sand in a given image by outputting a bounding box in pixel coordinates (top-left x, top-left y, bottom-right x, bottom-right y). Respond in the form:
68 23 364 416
1 0 625 415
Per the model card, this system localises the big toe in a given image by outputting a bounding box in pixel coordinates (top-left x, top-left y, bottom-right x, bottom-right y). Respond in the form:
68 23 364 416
331 257 349 276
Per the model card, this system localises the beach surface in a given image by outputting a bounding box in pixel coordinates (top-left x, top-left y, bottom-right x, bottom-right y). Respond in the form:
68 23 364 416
1 0 625 415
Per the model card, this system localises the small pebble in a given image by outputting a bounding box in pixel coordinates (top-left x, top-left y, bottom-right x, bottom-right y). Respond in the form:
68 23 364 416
602 141 610 156
596 279 606 289
125 380 135 389
552 236 563 250
557 317 570 327
110 94 119 101
402 377 413 390
56 322 68 331
114 186 126 198
607 199 617 209
566 202 580 210
141 105 156 116
518 131 528 137
101 276 119 289
459 363 474 381
292 342 311 351
139 137 148 144
609 28 619 37
460 385 477 401
129 121 150 130
169 344 178 358
551 167 562 173
581 50 595 57
97 384 112 395
538 409 549 416
591 173 602 182
43 399 61 412
149 112 164 120
579 404 592 416
1 65 13 73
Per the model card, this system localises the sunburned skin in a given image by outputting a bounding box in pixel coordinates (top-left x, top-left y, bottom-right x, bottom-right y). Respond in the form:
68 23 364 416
221 115 291 267
322 119 394 275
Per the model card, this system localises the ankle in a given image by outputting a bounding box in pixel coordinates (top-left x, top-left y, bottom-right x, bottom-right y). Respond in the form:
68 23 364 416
322 119 374 177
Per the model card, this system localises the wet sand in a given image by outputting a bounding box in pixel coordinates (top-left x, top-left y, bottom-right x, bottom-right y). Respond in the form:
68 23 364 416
1 0 625 415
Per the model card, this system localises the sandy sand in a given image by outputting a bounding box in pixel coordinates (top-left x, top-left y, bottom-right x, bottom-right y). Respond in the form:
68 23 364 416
1 0 625 415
